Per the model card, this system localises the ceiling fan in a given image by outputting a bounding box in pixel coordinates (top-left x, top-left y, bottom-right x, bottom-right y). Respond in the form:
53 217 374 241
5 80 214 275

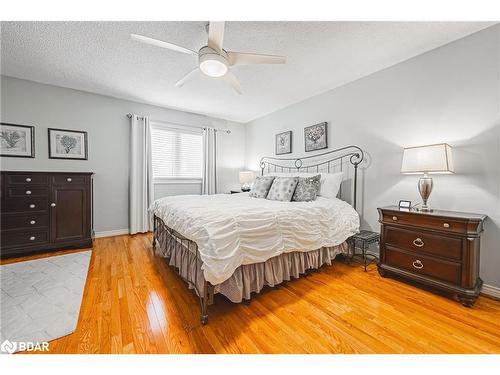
130 22 286 94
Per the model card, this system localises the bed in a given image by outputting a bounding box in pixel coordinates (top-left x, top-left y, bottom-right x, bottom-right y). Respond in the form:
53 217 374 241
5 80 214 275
151 146 364 324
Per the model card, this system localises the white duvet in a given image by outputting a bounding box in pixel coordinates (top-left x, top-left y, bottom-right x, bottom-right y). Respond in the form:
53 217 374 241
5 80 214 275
150 193 359 285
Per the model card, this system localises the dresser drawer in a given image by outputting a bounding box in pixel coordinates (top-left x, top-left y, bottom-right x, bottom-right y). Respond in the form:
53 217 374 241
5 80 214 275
5 174 49 185
6 186 49 198
52 175 87 185
384 226 462 260
385 246 461 285
1 213 49 230
382 211 468 234
3 197 49 213
1 228 49 248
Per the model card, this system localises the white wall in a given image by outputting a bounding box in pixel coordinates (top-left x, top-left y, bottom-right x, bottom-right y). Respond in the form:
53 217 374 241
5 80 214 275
245 25 500 288
1 76 246 235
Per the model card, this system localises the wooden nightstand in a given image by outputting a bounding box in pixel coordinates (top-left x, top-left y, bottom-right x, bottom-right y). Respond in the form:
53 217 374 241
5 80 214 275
377 206 487 307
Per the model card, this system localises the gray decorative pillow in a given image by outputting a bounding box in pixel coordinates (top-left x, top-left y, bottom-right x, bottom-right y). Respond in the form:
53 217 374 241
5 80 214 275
266 177 299 202
292 175 321 202
248 176 275 198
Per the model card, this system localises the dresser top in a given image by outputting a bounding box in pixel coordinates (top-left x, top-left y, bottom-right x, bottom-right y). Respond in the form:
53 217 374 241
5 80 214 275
1 171 94 175
379 206 487 221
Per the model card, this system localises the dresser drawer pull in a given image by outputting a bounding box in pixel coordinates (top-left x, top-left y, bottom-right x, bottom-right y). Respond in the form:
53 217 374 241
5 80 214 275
30 220 36 225
29 236 36 241
30 204 36 208
26 190 32 195
51 203 56 207
67 178 72 182
26 177 32 182
412 260 424 269
392 216 398 221
443 223 450 228
413 238 424 247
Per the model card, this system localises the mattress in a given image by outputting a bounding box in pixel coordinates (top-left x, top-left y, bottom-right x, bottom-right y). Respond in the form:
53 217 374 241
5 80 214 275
150 193 359 285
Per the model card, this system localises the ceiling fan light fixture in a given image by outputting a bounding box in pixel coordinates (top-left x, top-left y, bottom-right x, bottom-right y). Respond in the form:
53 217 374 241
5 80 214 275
199 54 228 77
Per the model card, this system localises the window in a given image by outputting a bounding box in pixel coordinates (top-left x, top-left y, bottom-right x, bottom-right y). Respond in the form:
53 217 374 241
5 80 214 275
151 124 203 182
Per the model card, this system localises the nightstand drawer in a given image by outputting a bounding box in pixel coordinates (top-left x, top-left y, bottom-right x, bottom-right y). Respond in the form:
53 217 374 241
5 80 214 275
52 175 87 185
384 226 462 260
382 211 467 234
385 246 461 285
1 228 50 248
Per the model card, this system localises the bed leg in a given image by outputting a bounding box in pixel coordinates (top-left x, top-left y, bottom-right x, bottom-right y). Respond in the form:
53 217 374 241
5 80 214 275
152 215 157 247
242 299 251 306
200 281 214 325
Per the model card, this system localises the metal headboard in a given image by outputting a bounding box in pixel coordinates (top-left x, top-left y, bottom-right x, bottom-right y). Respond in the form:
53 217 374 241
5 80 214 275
259 146 364 210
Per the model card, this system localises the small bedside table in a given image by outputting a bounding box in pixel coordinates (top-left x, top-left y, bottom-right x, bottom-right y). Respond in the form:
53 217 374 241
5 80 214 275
378 206 487 307
349 230 380 271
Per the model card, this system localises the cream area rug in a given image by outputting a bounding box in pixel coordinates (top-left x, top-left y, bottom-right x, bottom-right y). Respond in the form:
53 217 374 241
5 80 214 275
0 251 91 352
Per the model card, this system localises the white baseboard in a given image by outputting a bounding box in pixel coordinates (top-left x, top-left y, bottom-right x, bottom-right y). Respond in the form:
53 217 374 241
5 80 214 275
481 284 500 299
94 229 129 238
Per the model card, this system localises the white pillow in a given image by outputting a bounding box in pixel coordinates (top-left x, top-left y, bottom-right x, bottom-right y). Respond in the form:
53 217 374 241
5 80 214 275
319 172 343 199
264 171 343 199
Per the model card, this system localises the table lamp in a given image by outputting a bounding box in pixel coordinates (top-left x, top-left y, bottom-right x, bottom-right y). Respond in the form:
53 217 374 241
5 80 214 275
239 171 255 192
400 143 454 212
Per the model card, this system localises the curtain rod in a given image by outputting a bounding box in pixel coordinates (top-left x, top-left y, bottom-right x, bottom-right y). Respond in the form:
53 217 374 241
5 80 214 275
126 113 231 134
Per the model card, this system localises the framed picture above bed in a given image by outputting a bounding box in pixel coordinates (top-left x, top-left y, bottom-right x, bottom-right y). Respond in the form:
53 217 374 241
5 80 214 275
0 122 35 158
48 128 88 160
275 130 292 155
304 122 327 152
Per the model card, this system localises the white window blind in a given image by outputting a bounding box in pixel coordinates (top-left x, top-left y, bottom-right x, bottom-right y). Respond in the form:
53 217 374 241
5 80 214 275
151 124 203 181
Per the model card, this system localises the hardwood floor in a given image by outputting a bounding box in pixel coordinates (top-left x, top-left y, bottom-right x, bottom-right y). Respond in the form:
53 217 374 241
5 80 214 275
3 233 500 354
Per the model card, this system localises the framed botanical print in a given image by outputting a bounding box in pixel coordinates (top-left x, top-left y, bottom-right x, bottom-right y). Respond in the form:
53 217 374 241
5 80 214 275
275 130 292 155
0 122 35 158
304 122 327 152
48 128 88 160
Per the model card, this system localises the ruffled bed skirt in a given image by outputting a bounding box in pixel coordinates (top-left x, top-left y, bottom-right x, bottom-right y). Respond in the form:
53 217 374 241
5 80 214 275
154 220 349 303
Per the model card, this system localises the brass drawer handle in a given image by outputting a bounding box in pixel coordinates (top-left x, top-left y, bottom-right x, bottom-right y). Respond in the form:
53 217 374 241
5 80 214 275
26 190 32 195
30 220 36 225
443 223 450 228
67 177 72 182
412 260 424 269
29 204 36 208
26 177 32 182
29 236 36 241
51 203 56 207
413 238 424 247
392 216 398 221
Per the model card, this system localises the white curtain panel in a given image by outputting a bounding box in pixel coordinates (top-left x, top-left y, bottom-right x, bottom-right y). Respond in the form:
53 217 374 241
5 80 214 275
129 115 154 234
202 127 217 195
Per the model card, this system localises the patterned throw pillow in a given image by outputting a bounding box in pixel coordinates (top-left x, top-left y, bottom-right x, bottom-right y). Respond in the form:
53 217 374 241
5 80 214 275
248 176 275 198
266 177 299 202
292 175 321 202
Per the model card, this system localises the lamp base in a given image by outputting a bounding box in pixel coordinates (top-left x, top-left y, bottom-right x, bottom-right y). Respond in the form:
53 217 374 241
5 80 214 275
416 206 434 213
418 174 434 212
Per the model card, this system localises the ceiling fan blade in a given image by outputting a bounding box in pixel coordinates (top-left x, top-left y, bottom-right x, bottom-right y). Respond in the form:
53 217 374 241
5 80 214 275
175 68 200 87
223 70 242 95
227 51 286 66
207 22 225 52
131 33 197 55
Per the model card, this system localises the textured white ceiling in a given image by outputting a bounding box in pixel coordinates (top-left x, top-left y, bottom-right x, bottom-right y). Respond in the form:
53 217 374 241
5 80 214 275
0 21 494 123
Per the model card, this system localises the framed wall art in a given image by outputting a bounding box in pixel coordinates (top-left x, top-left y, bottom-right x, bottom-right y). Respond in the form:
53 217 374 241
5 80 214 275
275 130 292 155
304 122 327 152
0 122 35 158
48 128 88 160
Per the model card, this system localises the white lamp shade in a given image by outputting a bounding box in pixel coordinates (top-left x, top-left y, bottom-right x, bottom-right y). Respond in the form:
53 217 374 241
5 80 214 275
239 171 255 184
401 143 454 174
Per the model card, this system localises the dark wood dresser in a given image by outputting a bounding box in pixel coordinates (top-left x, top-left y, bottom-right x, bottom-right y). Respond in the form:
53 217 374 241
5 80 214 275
1 171 93 258
377 206 487 307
